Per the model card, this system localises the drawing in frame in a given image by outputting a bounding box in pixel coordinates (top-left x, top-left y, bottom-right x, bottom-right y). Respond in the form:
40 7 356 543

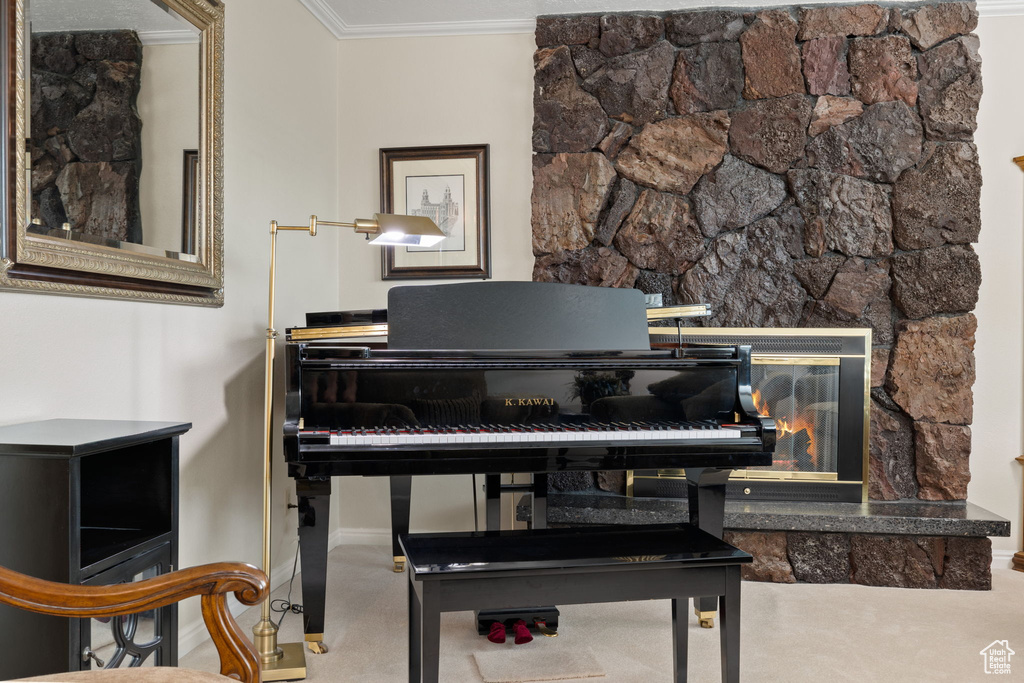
380 144 490 279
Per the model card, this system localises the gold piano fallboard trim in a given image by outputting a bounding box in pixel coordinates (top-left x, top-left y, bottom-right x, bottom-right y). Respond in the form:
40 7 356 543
645 470 840 482
645 304 711 320
288 324 389 340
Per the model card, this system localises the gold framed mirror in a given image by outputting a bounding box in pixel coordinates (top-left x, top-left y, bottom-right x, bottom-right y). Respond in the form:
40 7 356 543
1 0 224 306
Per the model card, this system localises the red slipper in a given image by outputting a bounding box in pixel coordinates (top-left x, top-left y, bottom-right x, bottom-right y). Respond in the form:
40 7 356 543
512 619 533 645
487 621 506 644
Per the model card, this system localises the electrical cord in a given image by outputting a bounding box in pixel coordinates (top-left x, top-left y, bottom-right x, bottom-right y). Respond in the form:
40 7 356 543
270 543 303 627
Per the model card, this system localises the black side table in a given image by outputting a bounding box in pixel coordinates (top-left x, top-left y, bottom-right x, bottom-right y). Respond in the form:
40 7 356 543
0 419 189 679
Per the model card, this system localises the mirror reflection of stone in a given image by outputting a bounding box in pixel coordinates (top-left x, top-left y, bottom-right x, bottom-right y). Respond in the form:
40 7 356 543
31 30 144 245
27 0 202 257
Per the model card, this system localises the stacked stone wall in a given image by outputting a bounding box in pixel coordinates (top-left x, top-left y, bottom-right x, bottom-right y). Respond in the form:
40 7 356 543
531 2 982 506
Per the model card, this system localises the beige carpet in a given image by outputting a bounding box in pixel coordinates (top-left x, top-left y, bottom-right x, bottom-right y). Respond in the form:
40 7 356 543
182 545 1024 682
473 647 604 682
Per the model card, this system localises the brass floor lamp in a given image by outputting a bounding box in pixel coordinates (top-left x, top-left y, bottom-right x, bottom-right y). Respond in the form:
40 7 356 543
256 214 444 680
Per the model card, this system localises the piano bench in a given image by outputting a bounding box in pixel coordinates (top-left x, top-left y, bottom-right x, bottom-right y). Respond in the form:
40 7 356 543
399 523 752 683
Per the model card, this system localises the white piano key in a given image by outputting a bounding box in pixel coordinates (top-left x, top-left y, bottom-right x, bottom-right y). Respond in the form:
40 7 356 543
305 423 746 446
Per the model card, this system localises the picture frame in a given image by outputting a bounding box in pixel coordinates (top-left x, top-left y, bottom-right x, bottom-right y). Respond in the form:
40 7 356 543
380 144 491 279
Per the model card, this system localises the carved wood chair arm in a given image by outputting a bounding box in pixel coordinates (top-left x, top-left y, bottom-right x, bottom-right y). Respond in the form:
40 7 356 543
0 562 267 683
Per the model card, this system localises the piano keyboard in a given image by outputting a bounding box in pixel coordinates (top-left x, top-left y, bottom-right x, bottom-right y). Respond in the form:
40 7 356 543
302 422 743 447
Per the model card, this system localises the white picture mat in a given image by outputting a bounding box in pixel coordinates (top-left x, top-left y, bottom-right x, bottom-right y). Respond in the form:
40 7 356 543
390 156 479 269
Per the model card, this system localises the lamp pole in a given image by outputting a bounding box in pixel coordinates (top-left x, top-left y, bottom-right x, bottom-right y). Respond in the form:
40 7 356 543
252 214 443 680
253 218 316 681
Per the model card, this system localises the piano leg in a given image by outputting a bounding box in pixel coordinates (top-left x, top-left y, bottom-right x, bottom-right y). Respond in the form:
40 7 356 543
485 474 501 530
532 473 548 530
390 475 412 572
296 477 331 654
683 467 732 629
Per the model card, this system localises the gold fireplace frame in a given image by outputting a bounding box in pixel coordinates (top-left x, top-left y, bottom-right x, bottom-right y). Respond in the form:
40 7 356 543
631 327 872 503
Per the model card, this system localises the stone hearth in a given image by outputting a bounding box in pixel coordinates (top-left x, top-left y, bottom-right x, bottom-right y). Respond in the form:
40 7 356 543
528 493 1009 589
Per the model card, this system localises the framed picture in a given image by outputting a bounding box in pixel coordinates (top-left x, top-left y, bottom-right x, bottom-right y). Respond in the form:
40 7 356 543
380 144 491 279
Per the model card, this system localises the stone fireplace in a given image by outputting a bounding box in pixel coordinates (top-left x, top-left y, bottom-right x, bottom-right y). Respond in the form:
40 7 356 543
528 2 1005 587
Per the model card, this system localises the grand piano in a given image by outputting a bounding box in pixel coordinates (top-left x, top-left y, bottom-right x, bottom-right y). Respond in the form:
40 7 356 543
284 282 775 653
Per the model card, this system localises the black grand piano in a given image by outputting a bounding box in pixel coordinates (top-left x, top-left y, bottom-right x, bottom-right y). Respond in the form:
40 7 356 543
284 282 775 653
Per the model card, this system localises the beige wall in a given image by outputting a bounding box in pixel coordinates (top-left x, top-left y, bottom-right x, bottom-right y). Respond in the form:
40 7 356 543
138 42 201 255
331 22 1024 559
333 33 536 539
972 14 1024 557
0 0 340 652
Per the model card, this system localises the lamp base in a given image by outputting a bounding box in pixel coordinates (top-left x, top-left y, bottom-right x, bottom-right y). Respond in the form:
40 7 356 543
261 642 307 682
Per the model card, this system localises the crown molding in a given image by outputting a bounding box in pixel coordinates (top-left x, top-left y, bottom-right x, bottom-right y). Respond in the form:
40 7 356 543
333 17 536 40
297 0 346 38
978 0 1024 16
299 0 1023 41
298 0 533 39
138 29 201 45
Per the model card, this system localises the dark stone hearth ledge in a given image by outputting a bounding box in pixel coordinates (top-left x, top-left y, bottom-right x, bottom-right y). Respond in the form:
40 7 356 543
545 493 1009 538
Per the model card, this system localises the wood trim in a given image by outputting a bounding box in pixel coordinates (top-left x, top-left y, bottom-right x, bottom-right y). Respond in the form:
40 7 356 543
0 561 266 681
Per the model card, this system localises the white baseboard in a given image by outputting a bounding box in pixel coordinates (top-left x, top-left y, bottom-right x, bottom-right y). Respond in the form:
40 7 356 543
328 526 460 549
992 549 1018 570
329 527 391 549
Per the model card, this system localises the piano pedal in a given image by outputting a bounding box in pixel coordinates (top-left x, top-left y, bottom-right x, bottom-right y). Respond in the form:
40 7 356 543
476 607 558 637
486 621 506 644
695 609 716 629
534 618 558 637
393 555 406 572
512 619 533 645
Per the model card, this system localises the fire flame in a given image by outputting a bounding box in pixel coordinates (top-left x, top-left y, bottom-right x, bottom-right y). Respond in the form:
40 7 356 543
752 388 819 469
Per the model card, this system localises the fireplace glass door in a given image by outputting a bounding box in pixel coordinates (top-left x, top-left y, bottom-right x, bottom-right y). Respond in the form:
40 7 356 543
751 360 839 477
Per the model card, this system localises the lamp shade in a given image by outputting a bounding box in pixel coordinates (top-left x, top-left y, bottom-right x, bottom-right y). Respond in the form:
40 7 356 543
368 214 445 247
